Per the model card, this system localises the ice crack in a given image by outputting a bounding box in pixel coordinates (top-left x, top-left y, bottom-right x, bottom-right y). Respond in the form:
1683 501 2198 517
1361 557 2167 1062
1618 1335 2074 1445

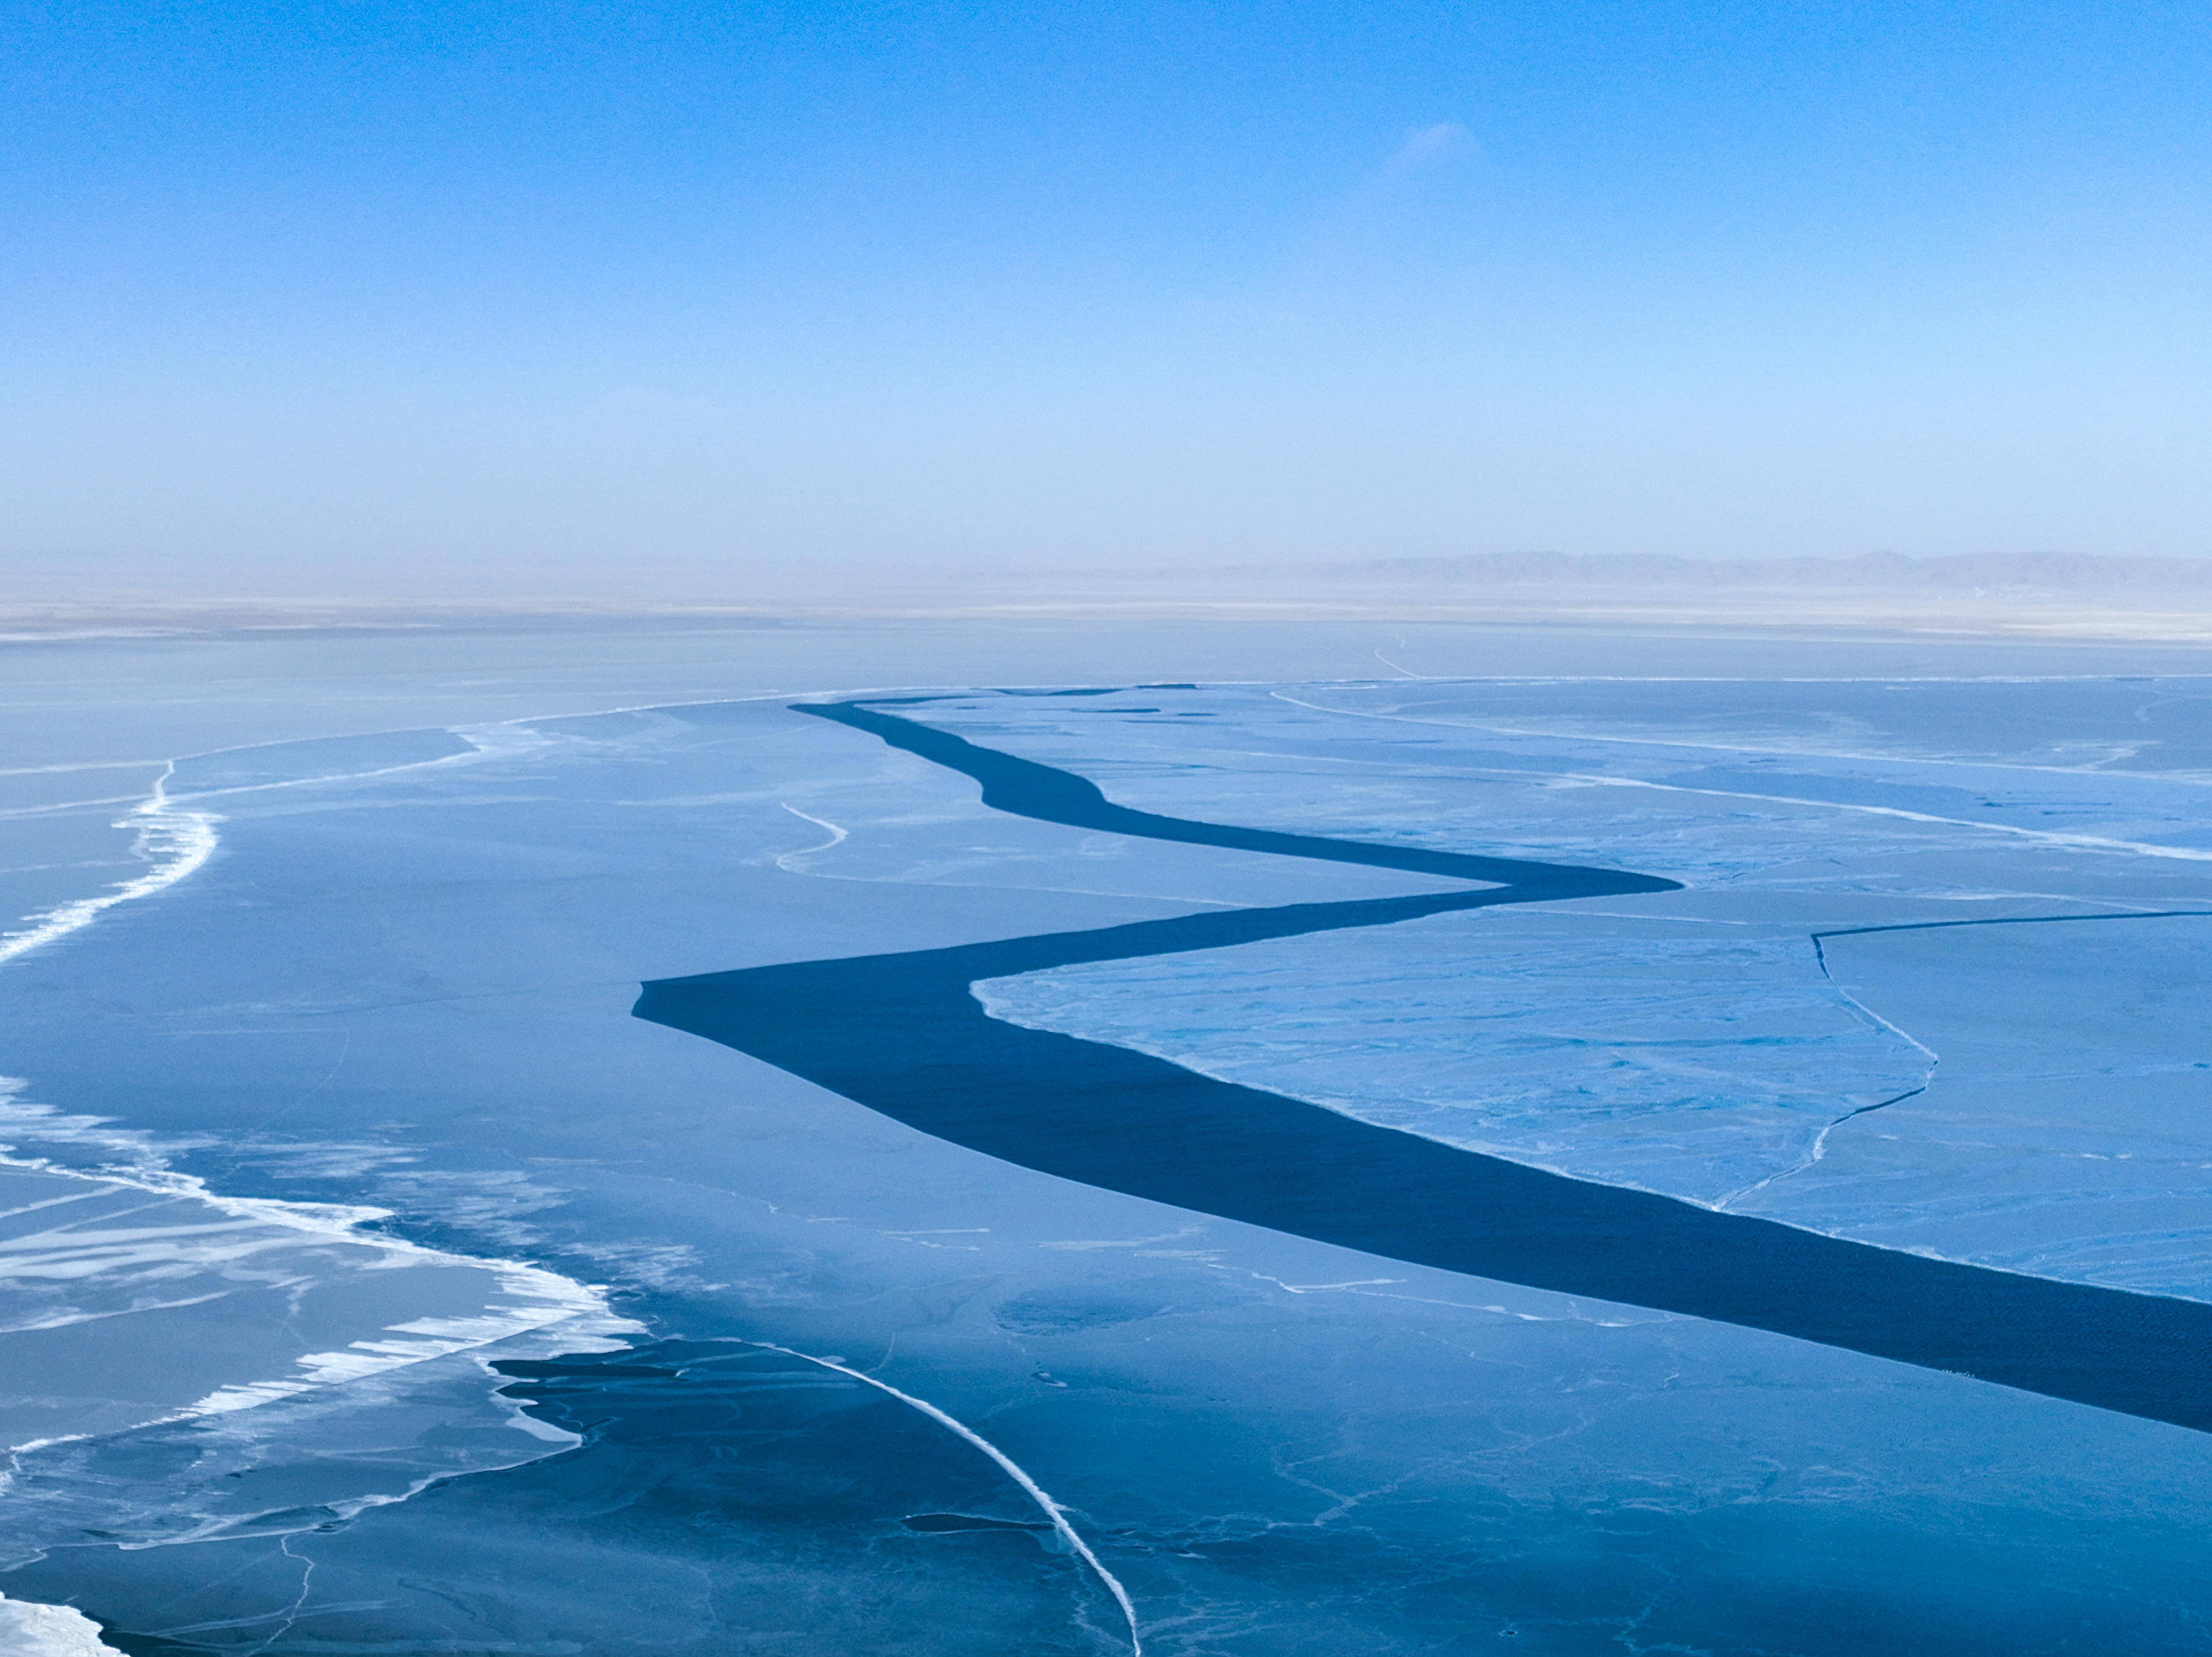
735 1340 1142 1655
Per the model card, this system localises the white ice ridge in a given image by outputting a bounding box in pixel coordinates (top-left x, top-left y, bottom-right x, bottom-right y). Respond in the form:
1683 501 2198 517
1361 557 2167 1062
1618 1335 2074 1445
1538 770 2212 862
0 1592 127 1656
1269 692 2212 862
745 1341 1143 1656
185 1266 632 1417
0 720 572 969
0 1084 641 1431
0 763 218 966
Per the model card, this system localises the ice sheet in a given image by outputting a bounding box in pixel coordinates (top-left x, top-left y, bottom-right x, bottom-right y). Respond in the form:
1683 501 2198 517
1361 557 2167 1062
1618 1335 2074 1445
4 634 2212 1654
943 684 2211 1294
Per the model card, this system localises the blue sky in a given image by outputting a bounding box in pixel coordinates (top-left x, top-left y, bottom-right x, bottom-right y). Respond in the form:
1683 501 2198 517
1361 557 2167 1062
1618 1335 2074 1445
4 2 2207 594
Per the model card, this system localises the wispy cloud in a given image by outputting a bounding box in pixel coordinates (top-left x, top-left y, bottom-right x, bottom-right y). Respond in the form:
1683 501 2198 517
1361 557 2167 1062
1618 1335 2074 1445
1383 121 1478 175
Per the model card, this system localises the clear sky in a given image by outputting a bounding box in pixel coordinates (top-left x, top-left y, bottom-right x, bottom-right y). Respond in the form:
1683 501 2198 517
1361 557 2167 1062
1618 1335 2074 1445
4 1 2207 596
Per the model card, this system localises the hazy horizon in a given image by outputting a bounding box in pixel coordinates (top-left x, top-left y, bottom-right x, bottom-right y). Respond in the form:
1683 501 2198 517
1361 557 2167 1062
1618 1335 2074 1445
6 2 2210 598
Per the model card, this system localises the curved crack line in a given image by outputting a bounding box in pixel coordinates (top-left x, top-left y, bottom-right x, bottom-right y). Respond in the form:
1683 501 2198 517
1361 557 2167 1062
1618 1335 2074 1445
775 803 848 870
736 1340 1142 1655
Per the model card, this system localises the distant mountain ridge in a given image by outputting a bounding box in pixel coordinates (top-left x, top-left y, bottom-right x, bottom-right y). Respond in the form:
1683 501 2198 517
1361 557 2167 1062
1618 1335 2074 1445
1288 552 2212 592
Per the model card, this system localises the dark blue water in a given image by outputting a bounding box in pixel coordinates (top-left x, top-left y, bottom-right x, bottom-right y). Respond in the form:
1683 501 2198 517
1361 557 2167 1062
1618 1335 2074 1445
810 699 1682 898
637 699 2212 1434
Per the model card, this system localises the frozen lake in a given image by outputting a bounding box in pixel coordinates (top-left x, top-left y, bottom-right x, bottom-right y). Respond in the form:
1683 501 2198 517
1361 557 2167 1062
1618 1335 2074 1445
2 622 2209 1654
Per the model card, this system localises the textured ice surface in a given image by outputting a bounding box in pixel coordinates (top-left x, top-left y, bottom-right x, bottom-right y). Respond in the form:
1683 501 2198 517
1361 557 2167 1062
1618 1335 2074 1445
0 1082 637 1594
3 633 2212 1654
954 683 2212 1297
1799 916 2212 1293
982 912 1933 1203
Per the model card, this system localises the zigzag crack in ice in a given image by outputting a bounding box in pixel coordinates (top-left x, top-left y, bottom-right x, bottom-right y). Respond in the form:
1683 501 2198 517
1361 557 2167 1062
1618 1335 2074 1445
635 698 2212 1434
